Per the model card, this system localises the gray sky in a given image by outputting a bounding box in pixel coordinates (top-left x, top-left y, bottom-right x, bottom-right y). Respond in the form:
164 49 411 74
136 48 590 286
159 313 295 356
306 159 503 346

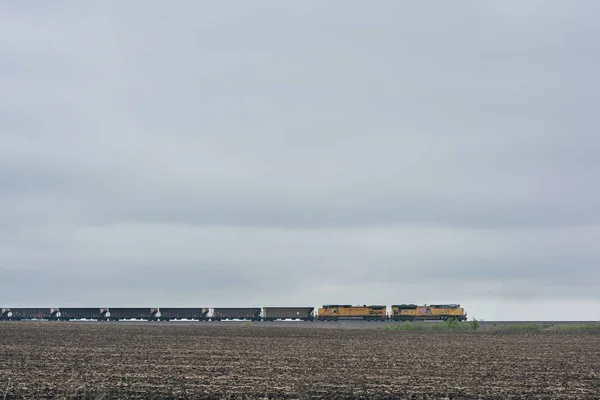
1 1 599 320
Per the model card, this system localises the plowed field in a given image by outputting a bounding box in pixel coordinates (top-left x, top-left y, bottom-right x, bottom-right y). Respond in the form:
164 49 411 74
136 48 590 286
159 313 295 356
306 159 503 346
0 322 598 399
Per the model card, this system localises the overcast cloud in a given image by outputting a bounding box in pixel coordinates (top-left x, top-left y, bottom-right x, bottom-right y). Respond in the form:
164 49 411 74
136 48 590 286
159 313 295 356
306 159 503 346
1 1 599 320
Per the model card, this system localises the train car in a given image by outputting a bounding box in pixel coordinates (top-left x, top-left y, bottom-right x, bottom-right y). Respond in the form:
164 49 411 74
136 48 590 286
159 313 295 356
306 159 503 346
212 308 261 321
157 308 209 321
55 308 105 320
105 308 159 321
262 307 314 321
317 305 386 321
390 304 467 321
0 308 59 320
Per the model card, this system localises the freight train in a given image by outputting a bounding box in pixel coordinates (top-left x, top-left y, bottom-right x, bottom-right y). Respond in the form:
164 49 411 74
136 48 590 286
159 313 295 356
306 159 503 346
1 305 467 321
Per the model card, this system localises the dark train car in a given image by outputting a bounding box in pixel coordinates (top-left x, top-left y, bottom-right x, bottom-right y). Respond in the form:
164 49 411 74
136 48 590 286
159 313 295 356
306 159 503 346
157 308 209 320
56 308 104 320
262 307 314 321
212 308 261 321
0 308 59 320
105 308 158 320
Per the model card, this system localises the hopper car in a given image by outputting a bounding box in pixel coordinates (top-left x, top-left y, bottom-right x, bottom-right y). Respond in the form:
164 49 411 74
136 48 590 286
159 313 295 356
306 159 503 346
262 307 314 321
316 305 387 321
155 308 210 321
212 308 261 321
54 308 106 320
1 308 60 320
103 308 159 321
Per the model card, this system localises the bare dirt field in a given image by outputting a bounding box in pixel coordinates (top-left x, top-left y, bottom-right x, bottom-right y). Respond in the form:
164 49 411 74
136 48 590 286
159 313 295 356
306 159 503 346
0 322 599 399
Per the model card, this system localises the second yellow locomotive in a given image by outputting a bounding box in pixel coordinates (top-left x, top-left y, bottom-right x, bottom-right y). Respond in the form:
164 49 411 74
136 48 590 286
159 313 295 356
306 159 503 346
390 304 467 321
317 305 387 321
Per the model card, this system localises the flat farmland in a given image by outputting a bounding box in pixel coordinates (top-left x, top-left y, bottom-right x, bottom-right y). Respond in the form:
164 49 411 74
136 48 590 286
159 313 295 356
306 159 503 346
0 322 599 399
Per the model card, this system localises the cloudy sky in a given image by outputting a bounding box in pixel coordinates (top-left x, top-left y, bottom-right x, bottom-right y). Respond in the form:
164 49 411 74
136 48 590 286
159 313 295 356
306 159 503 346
1 1 599 320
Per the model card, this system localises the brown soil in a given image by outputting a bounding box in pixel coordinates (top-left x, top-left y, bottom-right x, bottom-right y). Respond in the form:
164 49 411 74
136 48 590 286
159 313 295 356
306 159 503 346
0 322 598 399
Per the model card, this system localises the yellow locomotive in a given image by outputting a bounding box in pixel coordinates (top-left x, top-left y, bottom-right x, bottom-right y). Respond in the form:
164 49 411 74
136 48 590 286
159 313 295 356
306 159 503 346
390 304 467 321
317 305 386 321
